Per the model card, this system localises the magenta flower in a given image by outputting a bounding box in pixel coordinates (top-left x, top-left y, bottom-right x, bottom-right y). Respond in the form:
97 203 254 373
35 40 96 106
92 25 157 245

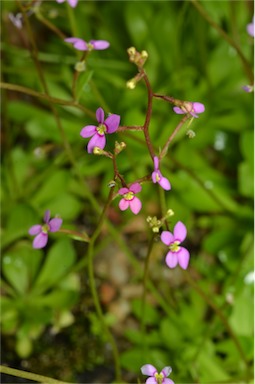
64 37 110 51
28 210 62 249
161 221 190 270
173 101 205 118
152 157 171 191
56 0 78 7
141 364 174 384
118 183 142 214
80 107 120 153
247 16 254 37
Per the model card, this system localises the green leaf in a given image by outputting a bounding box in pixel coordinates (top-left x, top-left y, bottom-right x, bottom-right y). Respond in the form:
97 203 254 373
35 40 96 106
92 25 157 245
2 244 43 295
229 286 254 337
33 238 76 294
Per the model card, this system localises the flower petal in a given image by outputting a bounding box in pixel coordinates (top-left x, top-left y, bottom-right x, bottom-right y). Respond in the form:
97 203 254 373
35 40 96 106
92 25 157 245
96 107 105 124
129 182 141 194
173 221 187 242
165 251 178 269
153 156 159 170
193 102 205 114
68 0 78 7
146 378 157 384
119 198 129 211
141 364 157 376
33 233 48 249
28 225 42 235
44 210 51 223
161 366 172 377
129 197 142 214
104 114 120 134
49 218 62 232
87 134 106 153
118 187 129 195
177 247 190 269
164 379 174 384
173 106 184 114
159 176 171 191
80 125 97 138
64 37 87 51
151 171 158 184
90 40 110 50
161 231 174 245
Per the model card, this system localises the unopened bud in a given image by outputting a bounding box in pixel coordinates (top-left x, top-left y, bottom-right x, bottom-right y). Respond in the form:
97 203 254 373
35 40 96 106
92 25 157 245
141 50 148 59
187 129 196 138
93 146 104 155
126 79 136 89
147 216 162 232
108 180 116 188
166 209 174 217
75 60 86 72
115 141 126 154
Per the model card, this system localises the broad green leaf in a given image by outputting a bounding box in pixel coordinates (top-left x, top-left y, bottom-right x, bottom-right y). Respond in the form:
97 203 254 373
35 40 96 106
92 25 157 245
2 244 43 295
33 239 76 293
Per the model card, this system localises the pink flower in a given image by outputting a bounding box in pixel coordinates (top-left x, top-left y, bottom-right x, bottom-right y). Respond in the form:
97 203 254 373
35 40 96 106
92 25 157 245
161 221 190 270
141 364 174 384
247 16 254 37
64 37 110 51
173 101 205 118
80 107 120 153
152 157 171 191
242 84 254 93
28 210 62 249
118 183 142 214
56 0 78 8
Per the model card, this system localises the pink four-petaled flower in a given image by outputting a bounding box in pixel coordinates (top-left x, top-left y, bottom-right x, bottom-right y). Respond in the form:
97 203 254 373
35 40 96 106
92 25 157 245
161 221 190 270
64 37 110 51
152 157 171 191
80 107 120 153
56 0 78 8
173 101 205 118
118 183 142 214
141 364 174 384
28 210 62 249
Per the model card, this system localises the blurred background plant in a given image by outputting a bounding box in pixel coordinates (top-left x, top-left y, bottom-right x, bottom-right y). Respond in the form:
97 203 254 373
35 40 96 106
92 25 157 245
1 0 254 383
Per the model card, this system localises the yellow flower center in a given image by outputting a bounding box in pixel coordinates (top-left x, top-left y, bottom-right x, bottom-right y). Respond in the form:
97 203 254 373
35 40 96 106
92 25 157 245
97 124 107 135
170 240 180 252
124 191 134 201
87 42 94 51
155 172 161 182
154 372 164 384
42 224 50 234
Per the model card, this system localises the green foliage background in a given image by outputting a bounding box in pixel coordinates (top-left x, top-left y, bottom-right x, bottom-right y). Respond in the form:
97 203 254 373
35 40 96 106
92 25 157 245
1 0 254 383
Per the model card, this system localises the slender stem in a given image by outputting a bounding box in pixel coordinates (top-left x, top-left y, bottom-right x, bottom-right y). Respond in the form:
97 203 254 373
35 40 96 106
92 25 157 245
159 115 189 159
0 82 95 118
141 234 156 356
87 187 122 382
117 125 143 132
35 10 66 39
190 0 253 83
141 70 155 160
0 365 69 384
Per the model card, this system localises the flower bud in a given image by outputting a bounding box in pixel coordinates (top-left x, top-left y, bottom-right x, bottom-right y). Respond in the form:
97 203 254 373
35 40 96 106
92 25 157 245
187 129 196 138
75 60 86 72
115 141 126 155
126 79 136 89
